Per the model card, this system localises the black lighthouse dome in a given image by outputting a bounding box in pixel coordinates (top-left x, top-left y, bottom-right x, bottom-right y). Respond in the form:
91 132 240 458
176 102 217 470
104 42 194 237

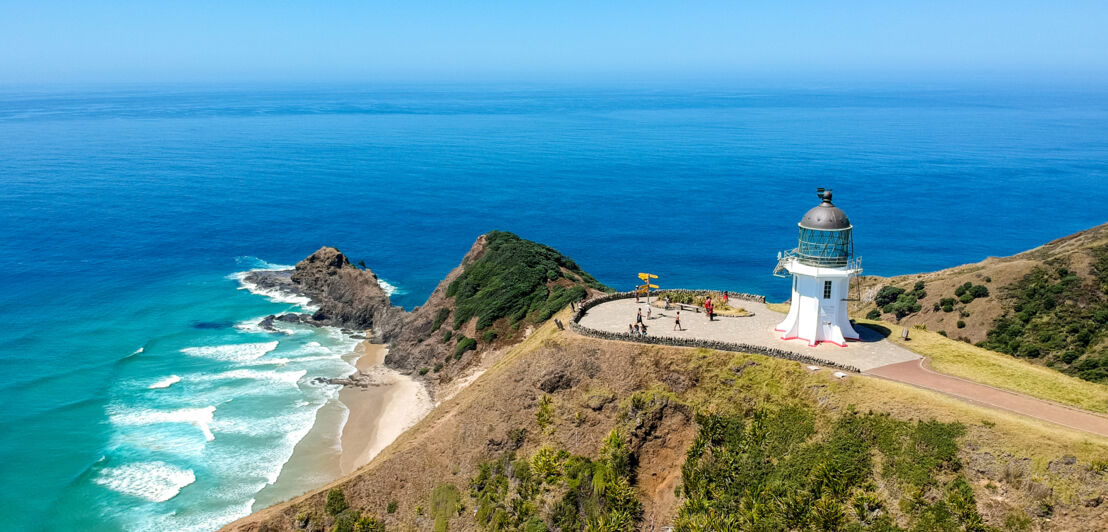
795 188 854 267
799 189 851 230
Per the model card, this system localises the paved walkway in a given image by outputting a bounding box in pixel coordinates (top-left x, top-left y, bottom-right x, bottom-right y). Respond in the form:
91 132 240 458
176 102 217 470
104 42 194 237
577 298 920 371
867 359 1108 438
578 297 1108 438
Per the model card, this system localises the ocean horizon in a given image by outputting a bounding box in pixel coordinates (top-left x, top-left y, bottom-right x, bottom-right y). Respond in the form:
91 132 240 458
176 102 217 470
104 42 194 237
2 81 1107 531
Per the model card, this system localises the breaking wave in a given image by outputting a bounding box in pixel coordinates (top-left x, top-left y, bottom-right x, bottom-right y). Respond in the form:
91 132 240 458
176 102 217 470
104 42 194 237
94 461 196 503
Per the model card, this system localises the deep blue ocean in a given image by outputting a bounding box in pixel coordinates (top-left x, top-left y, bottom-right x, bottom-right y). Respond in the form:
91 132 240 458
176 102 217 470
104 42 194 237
1 82 1106 530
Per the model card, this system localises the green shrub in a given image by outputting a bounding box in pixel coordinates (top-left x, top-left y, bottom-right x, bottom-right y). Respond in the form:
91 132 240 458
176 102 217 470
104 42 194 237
433 362 443 373
536 395 553 428
969 284 989 298
333 509 360 532
431 308 451 333
446 231 608 331
866 309 882 320
355 515 386 532
883 293 922 319
454 336 477 358
386 500 398 514
442 330 452 343
955 282 972 297
418 367 430 375
910 280 927 299
326 488 349 515
955 282 989 304
875 286 906 307
482 330 498 343
957 320 966 329
509 427 526 447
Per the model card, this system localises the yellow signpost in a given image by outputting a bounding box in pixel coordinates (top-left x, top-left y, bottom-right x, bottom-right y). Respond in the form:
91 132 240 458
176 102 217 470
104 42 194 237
637 273 659 305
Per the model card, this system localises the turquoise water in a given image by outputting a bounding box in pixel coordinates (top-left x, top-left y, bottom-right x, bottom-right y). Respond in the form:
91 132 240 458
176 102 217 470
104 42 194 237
1 82 1107 530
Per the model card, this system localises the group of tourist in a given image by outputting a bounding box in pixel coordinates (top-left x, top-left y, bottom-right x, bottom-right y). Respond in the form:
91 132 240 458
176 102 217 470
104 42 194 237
624 290 733 336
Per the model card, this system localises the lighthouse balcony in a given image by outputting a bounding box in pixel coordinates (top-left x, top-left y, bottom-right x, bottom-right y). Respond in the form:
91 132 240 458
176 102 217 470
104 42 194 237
774 250 862 278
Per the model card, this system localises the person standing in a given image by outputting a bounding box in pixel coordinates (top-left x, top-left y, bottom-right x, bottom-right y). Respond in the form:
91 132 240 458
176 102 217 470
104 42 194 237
646 307 652 320
637 308 643 325
674 311 682 331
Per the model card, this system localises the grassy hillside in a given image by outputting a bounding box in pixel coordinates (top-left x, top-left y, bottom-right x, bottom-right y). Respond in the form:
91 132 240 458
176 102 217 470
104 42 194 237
861 222 1108 384
858 319 1108 413
225 308 1108 532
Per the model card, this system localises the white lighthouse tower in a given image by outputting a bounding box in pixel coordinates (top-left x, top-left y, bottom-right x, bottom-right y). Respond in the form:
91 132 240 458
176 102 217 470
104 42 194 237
773 188 862 347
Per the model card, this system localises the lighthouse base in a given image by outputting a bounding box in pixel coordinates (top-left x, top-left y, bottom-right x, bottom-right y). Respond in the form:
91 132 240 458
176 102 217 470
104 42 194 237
774 260 859 347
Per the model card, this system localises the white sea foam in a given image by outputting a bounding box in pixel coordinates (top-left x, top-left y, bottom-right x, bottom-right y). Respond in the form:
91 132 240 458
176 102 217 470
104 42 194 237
205 369 306 388
232 270 319 310
233 316 295 335
133 347 145 355
377 278 404 296
149 375 181 389
94 461 196 503
142 499 257 532
181 341 278 363
110 405 217 441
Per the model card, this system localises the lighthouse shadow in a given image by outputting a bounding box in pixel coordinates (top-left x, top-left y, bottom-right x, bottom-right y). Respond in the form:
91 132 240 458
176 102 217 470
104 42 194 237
852 323 892 343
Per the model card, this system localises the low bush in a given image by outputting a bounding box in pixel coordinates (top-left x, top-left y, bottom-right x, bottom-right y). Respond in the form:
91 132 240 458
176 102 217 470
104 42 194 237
883 293 922 319
326 488 349 516
535 395 553 428
866 309 882 320
431 308 451 333
455 336 477 358
875 286 906 308
482 330 498 343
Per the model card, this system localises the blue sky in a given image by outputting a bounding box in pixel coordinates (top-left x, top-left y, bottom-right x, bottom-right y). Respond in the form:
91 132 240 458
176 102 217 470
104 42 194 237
2 1 1107 83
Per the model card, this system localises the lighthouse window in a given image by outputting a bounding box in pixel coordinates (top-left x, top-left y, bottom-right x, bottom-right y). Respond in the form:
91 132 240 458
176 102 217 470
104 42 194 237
823 281 832 299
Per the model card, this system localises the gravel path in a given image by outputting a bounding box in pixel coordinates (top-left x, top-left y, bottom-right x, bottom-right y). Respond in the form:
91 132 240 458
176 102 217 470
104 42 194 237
867 359 1108 438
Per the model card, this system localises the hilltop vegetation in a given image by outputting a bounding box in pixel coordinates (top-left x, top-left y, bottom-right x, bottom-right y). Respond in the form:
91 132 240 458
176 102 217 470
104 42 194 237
980 249 1108 382
861 222 1108 384
446 231 609 331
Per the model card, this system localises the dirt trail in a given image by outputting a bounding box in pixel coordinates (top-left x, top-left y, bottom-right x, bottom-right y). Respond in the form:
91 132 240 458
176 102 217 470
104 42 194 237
866 359 1108 438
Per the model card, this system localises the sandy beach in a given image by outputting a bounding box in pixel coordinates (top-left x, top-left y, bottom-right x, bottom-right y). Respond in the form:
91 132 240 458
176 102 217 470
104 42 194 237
338 342 433 474
252 339 432 510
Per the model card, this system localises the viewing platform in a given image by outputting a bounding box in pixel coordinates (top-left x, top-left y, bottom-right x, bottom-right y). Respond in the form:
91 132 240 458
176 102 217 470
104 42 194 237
575 295 920 372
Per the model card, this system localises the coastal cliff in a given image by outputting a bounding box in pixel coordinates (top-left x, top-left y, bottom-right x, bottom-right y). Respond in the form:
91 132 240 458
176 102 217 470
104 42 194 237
246 231 611 392
225 226 1108 532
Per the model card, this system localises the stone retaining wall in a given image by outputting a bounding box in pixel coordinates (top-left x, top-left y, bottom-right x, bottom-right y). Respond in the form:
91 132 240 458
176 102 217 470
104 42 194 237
570 290 860 373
